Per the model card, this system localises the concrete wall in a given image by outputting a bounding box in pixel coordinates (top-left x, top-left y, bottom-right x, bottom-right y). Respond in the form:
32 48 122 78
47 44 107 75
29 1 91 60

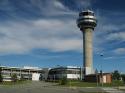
83 28 93 75
67 74 80 79
32 73 40 81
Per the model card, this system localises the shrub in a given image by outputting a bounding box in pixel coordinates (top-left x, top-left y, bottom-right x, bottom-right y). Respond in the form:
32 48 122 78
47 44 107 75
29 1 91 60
0 67 3 82
11 74 17 82
20 75 25 81
121 74 125 83
112 70 121 80
60 76 68 85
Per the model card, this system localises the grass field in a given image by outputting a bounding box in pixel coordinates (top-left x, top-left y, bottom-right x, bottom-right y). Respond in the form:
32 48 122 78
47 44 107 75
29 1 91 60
59 80 125 87
0 80 31 86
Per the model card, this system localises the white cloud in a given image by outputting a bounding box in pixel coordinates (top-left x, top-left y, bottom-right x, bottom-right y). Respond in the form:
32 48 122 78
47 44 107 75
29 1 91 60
113 48 125 55
1 0 125 56
0 0 87 55
33 19 64 30
0 18 82 54
72 0 94 10
50 39 82 52
30 0 76 16
104 56 125 60
53 1 66 10
107 32 125 41
102 25 119 32
103 57 114 60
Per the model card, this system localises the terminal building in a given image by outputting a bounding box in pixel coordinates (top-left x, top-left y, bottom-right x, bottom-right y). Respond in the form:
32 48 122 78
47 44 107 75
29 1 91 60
0 65 112 83
0 66 44 81
48 66 81 80
0 66 81 81
47 66 112 83
0 66 82 81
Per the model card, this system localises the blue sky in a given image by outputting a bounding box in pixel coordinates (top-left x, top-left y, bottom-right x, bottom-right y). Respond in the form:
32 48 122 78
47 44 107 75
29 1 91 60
0 0 125 73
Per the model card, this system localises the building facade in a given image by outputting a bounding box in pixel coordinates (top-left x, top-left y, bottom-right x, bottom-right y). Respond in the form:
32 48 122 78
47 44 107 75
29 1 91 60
48 66 81 80
0 65 112 83
0 66 44 81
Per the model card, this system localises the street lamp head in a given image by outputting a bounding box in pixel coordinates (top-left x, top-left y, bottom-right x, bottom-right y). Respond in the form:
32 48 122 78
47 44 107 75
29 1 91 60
77 10 97 30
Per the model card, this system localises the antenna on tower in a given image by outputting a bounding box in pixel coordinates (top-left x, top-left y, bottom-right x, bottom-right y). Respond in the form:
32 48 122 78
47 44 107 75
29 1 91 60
81 0 93 11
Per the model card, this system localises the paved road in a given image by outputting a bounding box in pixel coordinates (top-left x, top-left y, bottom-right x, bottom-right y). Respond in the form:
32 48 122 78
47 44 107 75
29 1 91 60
102 88 125 93
0 81 124 93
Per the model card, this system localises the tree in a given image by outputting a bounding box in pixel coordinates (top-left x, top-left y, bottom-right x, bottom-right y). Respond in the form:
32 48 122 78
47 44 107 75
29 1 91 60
20 75 25 81
0 67 3 82
112 70 121 80
11 74 17 82
60 76 68 85
39 74 44 81
121 74 125 83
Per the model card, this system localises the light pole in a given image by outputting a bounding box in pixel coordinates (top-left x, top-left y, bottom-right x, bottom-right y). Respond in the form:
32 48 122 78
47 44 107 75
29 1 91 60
95 69 99 87
100 70 103 87
100 54 104 87
80 67 83 81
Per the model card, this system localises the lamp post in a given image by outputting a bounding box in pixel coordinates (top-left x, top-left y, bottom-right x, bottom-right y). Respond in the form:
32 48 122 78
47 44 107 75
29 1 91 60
100 70 103 87
80 67 83 81
98 54 104 87
95 69 98 87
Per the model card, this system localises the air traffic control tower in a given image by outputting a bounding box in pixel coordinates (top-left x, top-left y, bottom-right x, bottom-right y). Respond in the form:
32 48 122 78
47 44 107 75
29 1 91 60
77 10 97 75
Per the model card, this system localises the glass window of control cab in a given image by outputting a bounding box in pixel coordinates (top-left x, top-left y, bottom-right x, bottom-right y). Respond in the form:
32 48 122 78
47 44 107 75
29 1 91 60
79 11 94 16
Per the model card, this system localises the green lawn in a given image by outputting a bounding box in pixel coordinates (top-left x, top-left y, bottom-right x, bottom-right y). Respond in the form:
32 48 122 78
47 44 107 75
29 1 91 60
78 92 107 93
0 80 31 86
59 80 125 87
67 81 97 87
79 92 107 93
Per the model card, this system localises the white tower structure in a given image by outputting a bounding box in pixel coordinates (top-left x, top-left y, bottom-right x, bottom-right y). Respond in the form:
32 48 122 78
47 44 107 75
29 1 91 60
77 10 97 75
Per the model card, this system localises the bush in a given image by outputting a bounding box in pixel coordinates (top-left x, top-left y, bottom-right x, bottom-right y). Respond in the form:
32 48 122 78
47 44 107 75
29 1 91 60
112 70 121 80
11 74 17 82
20 75 25 81
0 67 3 82
0 75 3 82
60 76 68 85
121 74 125 83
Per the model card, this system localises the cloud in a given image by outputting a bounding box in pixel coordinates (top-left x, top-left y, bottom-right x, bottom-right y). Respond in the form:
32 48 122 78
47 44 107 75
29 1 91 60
53 0 66 10
92 13 125 58
61 0 94 11
104 56 125 60
30 0 76 17
0 0 124 57
103 57 114 60
106 32 125 41
113 48 125 55
0 0 85 55
33 19 64 30
0 18 82 55
0 0 96 19
50 39 82 52
0 0 77 20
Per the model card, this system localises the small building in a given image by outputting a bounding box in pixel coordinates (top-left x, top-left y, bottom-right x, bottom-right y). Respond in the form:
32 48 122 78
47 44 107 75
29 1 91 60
84 73 112 83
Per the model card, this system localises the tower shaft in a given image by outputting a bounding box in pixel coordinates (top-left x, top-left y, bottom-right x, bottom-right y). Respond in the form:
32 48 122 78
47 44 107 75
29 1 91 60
82 28 93 75
77 10 97 76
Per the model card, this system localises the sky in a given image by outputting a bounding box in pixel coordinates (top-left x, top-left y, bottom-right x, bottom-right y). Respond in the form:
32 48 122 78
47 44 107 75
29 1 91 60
0 0 125 73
